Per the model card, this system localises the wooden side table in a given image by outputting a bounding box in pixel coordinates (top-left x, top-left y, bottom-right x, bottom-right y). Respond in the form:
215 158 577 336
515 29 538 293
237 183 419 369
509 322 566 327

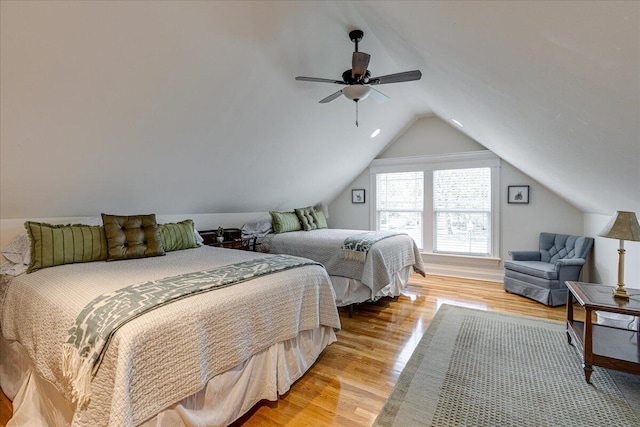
199 228 257 251
565 281 640 383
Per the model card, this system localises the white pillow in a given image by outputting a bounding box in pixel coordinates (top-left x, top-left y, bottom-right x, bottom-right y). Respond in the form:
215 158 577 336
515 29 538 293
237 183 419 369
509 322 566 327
0 260 28 276
241 216 273 238
2 232 31 265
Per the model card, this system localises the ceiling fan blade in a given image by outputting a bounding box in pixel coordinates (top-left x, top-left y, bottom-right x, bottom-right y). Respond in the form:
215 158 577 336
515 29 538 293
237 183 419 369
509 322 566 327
352 52 371 79
369 88 390 104
368 70 422 85
296 76 346 84
319 90 344 103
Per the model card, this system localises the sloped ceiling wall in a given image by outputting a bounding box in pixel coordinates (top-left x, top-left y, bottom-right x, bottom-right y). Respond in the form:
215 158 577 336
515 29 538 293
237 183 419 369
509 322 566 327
1 1 638 220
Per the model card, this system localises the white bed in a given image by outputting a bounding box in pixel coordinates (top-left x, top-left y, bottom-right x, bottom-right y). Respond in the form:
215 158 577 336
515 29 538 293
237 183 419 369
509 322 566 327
0 245 341 427
259 229 425 308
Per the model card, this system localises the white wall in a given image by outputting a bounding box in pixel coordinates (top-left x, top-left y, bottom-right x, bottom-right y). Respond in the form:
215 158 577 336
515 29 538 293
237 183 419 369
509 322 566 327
329 115 485 229
500 162 583 267
329 116 586 281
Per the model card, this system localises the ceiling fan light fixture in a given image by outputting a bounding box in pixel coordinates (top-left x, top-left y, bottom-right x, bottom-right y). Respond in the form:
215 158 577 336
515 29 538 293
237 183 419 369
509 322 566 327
342 85 372 101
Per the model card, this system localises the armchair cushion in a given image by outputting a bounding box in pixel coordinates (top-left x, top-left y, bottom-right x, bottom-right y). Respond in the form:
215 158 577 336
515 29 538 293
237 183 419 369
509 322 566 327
504 261 557 280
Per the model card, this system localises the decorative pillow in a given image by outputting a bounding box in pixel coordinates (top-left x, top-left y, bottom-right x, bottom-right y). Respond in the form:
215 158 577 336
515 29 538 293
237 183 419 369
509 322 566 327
159 220 198 252
101 213 165 261
25 222 108 273
295 207 318 231
269 211 302 234
312 208 328 229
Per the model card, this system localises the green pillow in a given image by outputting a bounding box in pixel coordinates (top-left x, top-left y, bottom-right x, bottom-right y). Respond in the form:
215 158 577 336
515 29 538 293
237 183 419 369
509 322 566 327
159 220 198 252
312 208 328 229
269 211 302 234
102 213 165 261
295 207 318 231
25 221 108 273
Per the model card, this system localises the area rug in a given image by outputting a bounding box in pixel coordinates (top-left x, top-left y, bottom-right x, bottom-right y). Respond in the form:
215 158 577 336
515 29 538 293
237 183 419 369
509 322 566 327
373 304 640 427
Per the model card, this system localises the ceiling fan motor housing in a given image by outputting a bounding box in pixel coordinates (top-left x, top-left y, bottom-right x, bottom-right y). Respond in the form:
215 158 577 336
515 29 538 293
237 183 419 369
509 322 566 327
342 69 370 84
349 29 364 44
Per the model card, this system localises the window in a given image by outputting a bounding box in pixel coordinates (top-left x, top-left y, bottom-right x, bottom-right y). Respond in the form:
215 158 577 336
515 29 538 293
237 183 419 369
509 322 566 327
376 172 424 248
370 151 500 257
433 168 491 255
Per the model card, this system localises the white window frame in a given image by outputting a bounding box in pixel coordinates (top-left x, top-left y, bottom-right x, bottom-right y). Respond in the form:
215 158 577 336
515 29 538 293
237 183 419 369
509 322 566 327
369 151 501 258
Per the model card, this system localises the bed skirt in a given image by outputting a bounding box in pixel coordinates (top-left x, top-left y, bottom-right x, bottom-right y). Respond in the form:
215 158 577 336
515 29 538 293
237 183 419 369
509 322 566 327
0 326 336 427
330 265 411 307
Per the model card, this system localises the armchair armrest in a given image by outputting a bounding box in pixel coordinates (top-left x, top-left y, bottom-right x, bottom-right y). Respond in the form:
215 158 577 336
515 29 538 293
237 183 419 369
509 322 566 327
554 258 586 269
509 251 541 261
555 258 587 282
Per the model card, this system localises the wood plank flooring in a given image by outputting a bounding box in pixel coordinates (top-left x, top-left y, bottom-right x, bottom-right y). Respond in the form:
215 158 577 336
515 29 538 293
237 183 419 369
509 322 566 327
0 274 580 426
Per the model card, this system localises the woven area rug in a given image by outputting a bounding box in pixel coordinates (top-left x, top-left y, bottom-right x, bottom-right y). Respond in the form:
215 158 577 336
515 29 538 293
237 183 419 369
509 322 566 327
373 304 640 427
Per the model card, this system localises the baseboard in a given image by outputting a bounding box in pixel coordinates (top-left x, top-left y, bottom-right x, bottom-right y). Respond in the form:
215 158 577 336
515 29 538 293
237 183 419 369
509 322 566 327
421 252 504 283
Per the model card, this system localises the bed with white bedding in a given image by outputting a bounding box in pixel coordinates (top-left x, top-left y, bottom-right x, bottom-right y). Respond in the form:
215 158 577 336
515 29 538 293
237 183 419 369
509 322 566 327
259 228 425 308
0 245 341 427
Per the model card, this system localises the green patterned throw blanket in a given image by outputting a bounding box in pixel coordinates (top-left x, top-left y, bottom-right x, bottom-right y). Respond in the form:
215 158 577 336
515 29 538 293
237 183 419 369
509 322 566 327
340 231 405 263
62 254 320 405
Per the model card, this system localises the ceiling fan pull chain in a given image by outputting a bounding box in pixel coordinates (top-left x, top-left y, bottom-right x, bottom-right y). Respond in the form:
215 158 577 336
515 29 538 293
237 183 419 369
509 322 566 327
355 101 359 127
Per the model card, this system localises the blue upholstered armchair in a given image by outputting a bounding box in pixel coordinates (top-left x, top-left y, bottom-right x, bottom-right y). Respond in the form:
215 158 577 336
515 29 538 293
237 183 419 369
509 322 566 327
503 232 594 306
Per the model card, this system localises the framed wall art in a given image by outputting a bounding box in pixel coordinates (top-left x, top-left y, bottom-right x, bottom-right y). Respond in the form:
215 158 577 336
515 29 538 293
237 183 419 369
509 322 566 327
352 189 365 204
508 185 530 204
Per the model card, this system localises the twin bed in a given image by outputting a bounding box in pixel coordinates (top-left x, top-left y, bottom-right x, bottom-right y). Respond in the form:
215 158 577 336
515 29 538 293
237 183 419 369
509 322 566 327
259 228 425 309
0 214 424 426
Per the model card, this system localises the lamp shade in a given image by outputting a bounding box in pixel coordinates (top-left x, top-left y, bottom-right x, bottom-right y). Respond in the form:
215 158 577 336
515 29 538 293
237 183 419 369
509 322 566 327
342 85 372 101
597 211 640 241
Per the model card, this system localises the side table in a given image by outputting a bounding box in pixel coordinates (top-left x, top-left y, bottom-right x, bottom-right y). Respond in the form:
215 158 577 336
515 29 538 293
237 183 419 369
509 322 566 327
198 228 258 251
565 281 640 383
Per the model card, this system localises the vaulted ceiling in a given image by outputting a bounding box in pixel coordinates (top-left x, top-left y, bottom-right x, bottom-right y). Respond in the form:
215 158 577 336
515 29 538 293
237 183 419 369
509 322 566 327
1 1 638 219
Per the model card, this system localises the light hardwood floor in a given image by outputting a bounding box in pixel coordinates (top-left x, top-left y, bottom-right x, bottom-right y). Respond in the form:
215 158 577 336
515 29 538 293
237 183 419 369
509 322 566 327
0 274 579 426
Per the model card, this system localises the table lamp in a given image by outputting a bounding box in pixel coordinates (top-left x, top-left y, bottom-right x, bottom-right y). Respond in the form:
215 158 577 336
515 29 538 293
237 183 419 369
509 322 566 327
597 211 640 299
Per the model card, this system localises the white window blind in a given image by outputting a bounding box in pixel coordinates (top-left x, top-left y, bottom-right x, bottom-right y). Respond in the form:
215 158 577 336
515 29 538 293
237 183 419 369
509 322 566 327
433 168 491 255
376 171 424 248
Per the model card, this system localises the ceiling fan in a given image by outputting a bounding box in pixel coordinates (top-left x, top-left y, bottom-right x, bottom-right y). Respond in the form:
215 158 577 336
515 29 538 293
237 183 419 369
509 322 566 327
296 29 422 126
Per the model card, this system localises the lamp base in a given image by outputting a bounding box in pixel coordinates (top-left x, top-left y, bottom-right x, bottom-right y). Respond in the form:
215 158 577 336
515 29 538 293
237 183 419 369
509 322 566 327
613 285 630 300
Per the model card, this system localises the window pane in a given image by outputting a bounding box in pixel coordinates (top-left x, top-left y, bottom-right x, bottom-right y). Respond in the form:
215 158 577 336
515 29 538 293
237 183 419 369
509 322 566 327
433 168 491 255
376 172 424 211
378 210 422 247
434 211 490 254
376 171 423 248
434 168 490 210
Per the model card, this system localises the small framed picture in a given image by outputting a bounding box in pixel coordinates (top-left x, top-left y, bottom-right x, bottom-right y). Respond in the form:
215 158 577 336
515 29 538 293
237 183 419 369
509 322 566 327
508 185 530 204
352 189 365 204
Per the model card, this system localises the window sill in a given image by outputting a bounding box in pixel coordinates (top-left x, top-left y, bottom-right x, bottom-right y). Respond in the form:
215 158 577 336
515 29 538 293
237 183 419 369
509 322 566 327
420 252 503 282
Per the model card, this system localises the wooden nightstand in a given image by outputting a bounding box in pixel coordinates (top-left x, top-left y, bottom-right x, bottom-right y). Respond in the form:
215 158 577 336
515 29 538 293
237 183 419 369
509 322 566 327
199 228 257 251
565 281 640 383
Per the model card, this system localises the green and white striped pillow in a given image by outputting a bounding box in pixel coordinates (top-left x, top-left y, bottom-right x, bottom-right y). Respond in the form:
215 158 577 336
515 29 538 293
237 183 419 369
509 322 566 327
159 219 198 252
25 221 108 273
270 211 302 234
312 208 328 229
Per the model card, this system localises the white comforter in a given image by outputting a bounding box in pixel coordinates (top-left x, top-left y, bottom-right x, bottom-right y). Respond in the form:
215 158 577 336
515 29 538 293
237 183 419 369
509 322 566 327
1 246 340 427
261 229 425 296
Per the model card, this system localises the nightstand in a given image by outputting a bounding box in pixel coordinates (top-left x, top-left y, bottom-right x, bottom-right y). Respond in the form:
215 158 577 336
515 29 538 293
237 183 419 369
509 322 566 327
199 228 257 251
565 281 640 383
